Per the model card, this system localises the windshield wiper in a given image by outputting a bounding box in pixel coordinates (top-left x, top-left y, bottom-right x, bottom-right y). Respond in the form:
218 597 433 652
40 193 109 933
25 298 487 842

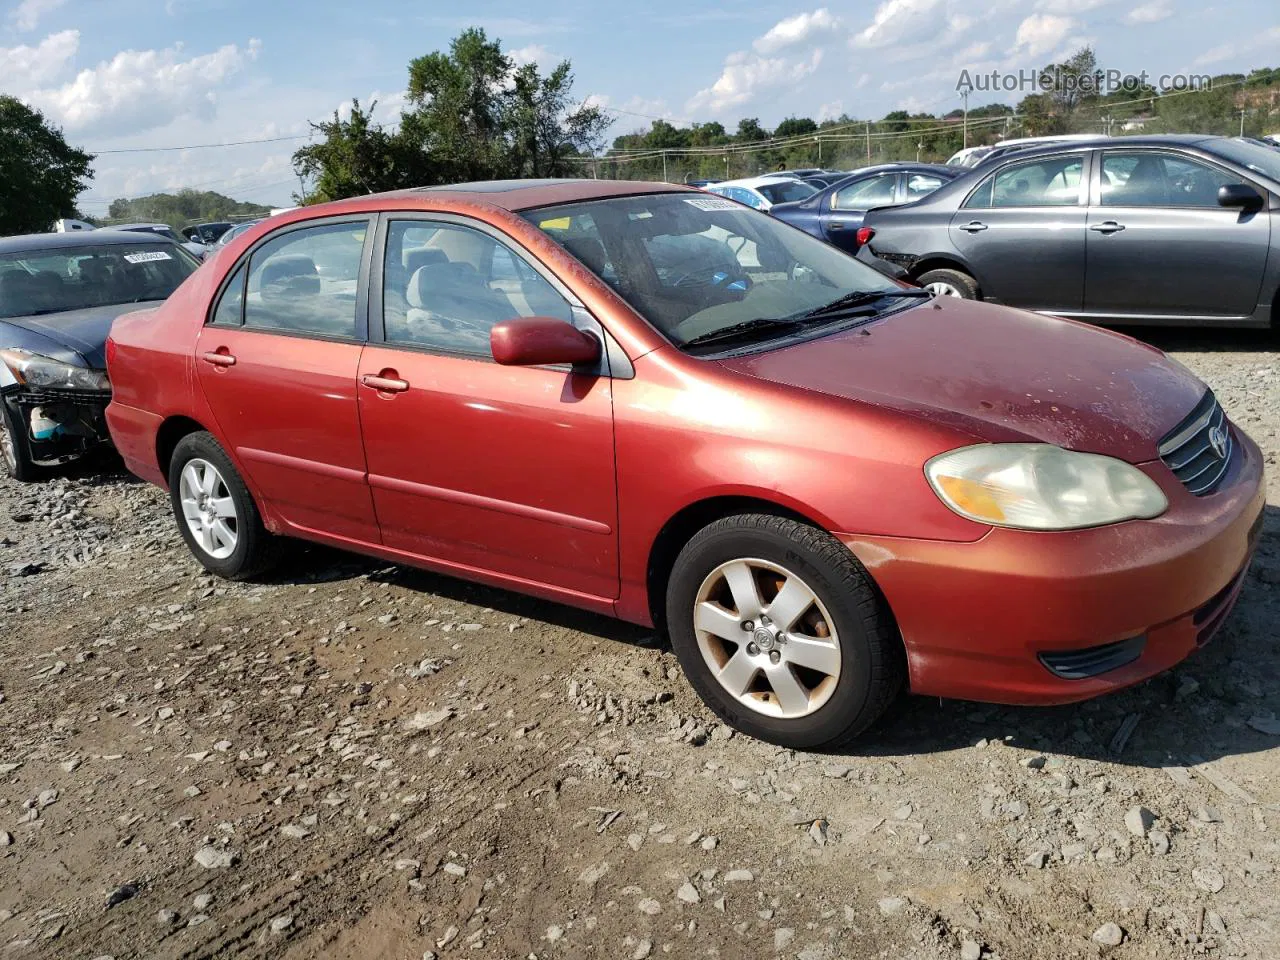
682 317 806 349
795 288 932 321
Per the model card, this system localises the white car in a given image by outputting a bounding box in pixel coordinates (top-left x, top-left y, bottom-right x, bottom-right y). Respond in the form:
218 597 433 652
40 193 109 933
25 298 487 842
946 134 1108 168
704 175 818 212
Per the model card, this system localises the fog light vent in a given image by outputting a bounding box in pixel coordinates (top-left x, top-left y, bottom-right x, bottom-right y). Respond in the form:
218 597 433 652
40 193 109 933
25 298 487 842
1038 635 1146 680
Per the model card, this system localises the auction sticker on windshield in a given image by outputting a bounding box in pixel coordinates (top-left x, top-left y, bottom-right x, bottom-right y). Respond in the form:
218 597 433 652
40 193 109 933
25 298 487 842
124 251 173 264
683 196 741 212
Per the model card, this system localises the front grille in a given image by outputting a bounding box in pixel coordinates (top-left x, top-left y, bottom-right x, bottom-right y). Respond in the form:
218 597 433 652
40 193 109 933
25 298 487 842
1158 392 1233 496
1038 635 1146 680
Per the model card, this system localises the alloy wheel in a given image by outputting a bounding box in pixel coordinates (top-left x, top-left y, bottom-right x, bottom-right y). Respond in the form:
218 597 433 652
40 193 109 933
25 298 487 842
693 558 842 719
924 281 962 297
0 417 16 477
179 458 239 559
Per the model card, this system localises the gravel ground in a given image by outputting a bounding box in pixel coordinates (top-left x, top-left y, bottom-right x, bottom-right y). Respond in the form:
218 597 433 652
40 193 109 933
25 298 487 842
0 329 1277 960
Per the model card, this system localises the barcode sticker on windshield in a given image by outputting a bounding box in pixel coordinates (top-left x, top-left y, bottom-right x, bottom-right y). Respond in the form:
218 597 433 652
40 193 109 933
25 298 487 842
124 251 172 264
683 196 741 212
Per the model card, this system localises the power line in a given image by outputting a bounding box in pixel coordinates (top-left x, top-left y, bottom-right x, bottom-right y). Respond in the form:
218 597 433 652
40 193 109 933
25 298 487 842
91 133 312 155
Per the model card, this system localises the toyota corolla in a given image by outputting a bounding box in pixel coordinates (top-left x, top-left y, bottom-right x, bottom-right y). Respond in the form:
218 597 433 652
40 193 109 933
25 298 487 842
104 180 1264 748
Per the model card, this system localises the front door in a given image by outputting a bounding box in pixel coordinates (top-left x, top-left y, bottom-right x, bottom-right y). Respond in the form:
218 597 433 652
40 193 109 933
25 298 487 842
194 216 379 542
1082 149 1270 318
948 152 1088 311
357 216 619 603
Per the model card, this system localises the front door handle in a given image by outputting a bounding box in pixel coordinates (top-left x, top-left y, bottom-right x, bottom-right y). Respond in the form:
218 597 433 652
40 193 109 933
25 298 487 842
201 350 236 367
1090 221 1125 234
958 221 988 233
828 221 847 231
361 373 409 394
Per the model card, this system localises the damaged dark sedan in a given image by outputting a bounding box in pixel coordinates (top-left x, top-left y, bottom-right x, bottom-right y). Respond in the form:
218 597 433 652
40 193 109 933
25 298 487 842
0 231 199 481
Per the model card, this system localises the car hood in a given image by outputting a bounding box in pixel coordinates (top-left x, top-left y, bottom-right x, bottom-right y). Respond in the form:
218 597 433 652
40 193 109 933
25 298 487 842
718 296 1206 463
0 302 151 369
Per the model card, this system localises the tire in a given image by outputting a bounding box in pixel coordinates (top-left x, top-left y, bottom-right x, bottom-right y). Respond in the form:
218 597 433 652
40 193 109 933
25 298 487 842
916 268 979 300
168 432 281 580
665 514 904 750
0 399 48 483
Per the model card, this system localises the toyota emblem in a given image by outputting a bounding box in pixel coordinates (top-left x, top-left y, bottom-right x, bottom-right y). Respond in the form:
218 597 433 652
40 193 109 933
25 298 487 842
1208 426 1228 460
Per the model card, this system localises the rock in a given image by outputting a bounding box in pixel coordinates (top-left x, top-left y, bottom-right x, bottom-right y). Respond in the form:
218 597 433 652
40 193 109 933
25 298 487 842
631 939 653 960
1149 829 1171 855
403 708 453 733
1247 715 1280 735
960 939 982 960
808 819 829 846
1020 756 1047 770
822 765 852 779
577 862 610 887
1192 866 1225 893
1092 923 1124 948
37 788 58 808
193 846 236 870
1175 675 1200 700
700 836 718 851
729 778 750 793
637 897 661 915
268 914 293 934
676 882 700 904
1024 851 1049 869
1194 806 1223 824
106 884 139 909
545 925 564 942
775 928 796 950
280 824 311 839
442 862 466 877
626 833 644 852
1124 806 1155 837
878 897 906 916
724 869 754 883
892 804 913 820
157 909 180 925
193 894 215 911
0 832 12 846
187 914 209 927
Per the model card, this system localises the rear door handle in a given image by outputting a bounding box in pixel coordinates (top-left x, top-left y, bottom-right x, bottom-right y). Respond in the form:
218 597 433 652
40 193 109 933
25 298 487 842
201 350 236 367
1089 220 1125 234
361 373 409 394
958 221 988 233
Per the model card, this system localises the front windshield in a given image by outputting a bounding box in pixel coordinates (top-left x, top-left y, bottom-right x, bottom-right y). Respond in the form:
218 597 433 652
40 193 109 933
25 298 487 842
1205 138 1280 183
0 242 199 318
525 192 904 350
758 180 818 204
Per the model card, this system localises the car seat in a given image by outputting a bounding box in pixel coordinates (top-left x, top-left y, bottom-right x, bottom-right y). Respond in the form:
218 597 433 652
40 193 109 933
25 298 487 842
398 261 517 352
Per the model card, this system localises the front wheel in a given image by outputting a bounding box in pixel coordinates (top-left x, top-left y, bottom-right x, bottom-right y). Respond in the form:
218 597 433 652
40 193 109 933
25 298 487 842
665 514 904 749
168 432 281 580
0 400 47 483
916 268 979 300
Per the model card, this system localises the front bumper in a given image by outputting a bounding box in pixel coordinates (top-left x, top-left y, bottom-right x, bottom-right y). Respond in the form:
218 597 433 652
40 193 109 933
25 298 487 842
0 385 112 465
840 427 1265 705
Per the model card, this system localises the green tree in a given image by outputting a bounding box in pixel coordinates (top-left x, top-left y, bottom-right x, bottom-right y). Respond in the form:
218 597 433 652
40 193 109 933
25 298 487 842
773 116 818 139
293 100 432 204
105 190 271 231
506 61 610 177
0 96 94 235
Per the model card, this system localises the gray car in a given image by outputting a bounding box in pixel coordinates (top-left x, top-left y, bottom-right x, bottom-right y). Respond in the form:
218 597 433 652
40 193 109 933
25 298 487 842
861 135 1280 327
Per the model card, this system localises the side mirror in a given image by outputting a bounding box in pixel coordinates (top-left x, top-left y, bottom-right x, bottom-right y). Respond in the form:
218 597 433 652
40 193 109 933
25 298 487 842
1218 184 1263 210
490 316 601 368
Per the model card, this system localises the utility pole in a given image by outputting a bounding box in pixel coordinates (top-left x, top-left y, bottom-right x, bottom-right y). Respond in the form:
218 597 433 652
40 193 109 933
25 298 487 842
816 136 822 165
1239 109 1246 137
724 155 729 178
865 121 871 164
961 90 969 147
661 150 668 182
916 141 923 162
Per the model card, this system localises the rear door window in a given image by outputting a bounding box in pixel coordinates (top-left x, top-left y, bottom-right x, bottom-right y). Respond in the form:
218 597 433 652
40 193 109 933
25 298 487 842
832 174 898 210
243 221 368 338
965 156 1084 208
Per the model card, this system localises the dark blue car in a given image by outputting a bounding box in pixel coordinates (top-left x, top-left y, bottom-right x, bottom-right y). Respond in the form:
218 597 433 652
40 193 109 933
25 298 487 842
0 230 199 480
770 163 959 253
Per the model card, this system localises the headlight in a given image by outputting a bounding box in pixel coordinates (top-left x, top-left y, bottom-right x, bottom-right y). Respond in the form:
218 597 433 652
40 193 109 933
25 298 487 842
0 348 110 392
925 444 1167 530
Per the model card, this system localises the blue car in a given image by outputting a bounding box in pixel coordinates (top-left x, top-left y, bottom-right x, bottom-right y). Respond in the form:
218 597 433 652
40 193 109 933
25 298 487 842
770 163 959 253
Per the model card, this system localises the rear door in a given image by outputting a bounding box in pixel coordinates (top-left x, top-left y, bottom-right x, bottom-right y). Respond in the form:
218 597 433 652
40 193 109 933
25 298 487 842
194 216 379 543
948 152 1089 310
356 214 619 603
1083 148 1270 318
826 173 899 252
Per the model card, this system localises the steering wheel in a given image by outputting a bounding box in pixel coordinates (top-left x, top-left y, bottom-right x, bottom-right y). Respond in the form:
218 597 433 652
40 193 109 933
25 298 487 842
669 265 751 292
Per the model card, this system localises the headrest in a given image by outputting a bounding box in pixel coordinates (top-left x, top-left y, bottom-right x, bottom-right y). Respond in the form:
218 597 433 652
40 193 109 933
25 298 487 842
406 261 483 309
260 255 320 301
402 247 447 275
563 237 607 274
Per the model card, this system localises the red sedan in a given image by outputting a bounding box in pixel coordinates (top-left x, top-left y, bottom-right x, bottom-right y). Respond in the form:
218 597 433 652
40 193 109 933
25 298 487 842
105 180 1265 748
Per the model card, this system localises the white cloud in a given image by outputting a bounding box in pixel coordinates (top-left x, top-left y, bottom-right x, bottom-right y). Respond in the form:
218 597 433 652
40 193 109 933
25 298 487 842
24 39 263 139
9 0 66 32
1194 25 1280 66
853 0 945 48
0 28 78 87
1012 14 1076 58
816 99 844 121
1125 1 1171 23
754 9 841 55
509 43 555 70
687 49 824 114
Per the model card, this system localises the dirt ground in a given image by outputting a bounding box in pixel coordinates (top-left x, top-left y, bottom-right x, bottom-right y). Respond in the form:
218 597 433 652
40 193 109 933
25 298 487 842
1 329 1277 960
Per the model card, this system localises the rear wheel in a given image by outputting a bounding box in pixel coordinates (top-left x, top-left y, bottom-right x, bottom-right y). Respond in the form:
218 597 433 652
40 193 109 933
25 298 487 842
168 432 280 580
0 400 47 483
665 514 904 749
917 268 979 300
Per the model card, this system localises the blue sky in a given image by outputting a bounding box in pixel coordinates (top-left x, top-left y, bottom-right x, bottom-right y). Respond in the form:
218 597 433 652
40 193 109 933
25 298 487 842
2 0 1277 212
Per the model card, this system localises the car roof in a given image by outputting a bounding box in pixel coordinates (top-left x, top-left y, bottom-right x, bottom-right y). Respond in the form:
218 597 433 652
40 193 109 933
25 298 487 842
0 229 179 254
364 177 695 212
973 133 1218 165
112 222 174 230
